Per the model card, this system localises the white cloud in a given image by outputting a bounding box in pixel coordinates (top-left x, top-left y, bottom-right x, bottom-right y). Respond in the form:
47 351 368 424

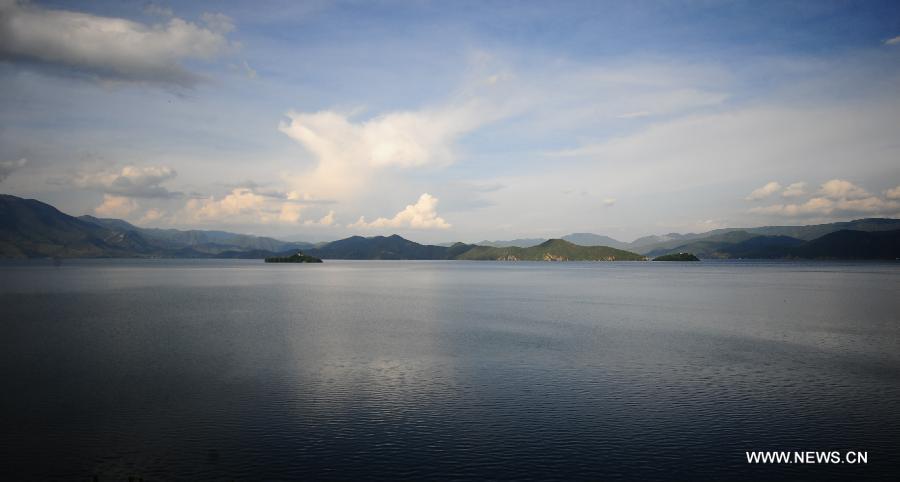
885 185 900 200
819 179 869 200
178 188 321 225
545 99 900 211
74 165 178 198
885 36 900 46
182 188 267 221
749 197 833 216
749 196 900 217
781 181 807 197
281 103 488 168
304 210 336 226
602 198 616 207
0 157 27 182
279 94 508 201
749 180 900 217
349 193 450 230
0 1 233 86
94 194 138 217
836 196 900 213
278 203 303 223
746 181 782 200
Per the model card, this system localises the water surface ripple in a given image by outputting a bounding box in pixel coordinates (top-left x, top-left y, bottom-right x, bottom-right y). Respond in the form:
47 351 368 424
1 260 898 480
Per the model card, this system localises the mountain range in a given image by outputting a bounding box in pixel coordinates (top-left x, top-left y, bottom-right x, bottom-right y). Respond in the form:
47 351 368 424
480 218 900 255
1 194 899 260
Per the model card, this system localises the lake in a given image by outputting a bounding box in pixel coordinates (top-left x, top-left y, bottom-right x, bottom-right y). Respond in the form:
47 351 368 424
1 260 898 480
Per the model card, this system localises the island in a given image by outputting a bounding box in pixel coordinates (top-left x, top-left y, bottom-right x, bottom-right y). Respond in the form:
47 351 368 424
653 253 700 261
264 252 323 263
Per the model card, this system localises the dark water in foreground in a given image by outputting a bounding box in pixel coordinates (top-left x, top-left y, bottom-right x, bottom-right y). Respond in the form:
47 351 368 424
1 260 899 481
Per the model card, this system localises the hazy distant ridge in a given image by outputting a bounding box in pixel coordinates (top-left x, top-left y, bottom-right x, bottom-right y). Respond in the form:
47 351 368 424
2 194 898 260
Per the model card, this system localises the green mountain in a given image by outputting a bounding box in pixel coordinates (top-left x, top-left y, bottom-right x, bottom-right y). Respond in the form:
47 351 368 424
791 229 900 259
0 194 309 258
0 194 154 258
454 239 646 261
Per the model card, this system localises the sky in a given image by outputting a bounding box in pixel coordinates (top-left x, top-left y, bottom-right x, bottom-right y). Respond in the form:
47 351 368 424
1 0 900 243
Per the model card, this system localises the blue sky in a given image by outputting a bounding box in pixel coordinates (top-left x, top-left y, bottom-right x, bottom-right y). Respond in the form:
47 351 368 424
2 0 900 242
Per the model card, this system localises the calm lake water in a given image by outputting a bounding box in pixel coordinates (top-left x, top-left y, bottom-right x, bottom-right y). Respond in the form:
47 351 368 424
1 260 899 480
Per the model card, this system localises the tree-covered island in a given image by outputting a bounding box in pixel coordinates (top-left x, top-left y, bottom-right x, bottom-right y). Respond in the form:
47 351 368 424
264 252 323 263
652 253 700 261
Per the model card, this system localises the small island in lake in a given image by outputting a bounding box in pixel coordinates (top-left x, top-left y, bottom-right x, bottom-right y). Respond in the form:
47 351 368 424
653 253 700 261
265 252 323 263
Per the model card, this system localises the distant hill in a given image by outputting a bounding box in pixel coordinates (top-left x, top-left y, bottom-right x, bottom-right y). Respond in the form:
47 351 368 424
646 231 771 258
306 234 472 260
454 239 645 261
474 238 546 248
476 233 629 249
721 218 900 241
629 232 698 252
0 195 154 257
791 229 900 259
2 194 898 260
647 228 900 260
716 235 806 259
632 218 900 255
79 215 312 254
561 233 629 250
0 194 310 258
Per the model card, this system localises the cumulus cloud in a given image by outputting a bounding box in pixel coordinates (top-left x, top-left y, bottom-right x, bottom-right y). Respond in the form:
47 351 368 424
349 193 450 230
749 179 900 217
278 203 303 223
885 36 900 46
94 194 138 217
885 185 900 200
178 188 323 225
548 98 899 199
279 98 505 200
746 181 782 200
224 181 334 205
781 181 807 197
819 179 869 200
0 0 234 86
0 157 27 182
304 210 336 226
182 188 267 221
74 165 179 198
281 104 484 168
